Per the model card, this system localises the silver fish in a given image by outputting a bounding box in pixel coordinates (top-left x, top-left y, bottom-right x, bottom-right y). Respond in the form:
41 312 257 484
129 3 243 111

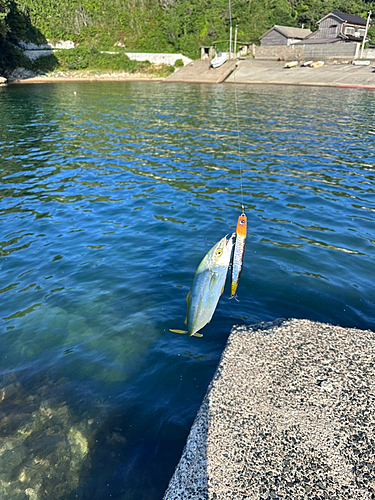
171 234 234 337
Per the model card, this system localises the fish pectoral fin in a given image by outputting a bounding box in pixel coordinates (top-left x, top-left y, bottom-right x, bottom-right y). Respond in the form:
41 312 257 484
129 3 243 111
209 271 219 291
170 329 189 335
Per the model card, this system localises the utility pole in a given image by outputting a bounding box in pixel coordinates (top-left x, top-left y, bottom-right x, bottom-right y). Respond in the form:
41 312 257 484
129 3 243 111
229 25 233 59
234 25 238 58
360 10 372 59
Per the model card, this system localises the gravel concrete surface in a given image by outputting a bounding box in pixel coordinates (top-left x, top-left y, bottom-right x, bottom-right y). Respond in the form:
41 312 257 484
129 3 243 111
163 318 375 500
226 59 375 88
165 60 237 84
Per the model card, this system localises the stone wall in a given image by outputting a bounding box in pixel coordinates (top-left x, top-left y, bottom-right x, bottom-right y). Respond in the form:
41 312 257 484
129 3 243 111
254 43 359 61
23 50 54 60
254 45 304 60
21 39 75 61
124 53 192 66
19 40 74 50
362 48 375 59
303 43 358 59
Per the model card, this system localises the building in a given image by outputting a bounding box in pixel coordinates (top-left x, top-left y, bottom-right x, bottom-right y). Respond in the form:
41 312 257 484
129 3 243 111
259 26 312 46
302 11 368 44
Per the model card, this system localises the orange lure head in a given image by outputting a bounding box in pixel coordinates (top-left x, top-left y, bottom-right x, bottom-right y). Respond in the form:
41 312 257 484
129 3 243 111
236 213 247 237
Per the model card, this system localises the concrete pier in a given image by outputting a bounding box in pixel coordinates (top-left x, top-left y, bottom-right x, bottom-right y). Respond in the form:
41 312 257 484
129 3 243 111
226 59 375 88
163 319 375 500
165 58 375 88
165 59 237 84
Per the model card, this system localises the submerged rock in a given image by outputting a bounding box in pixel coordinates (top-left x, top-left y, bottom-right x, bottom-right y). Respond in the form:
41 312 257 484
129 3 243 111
0 375 96 499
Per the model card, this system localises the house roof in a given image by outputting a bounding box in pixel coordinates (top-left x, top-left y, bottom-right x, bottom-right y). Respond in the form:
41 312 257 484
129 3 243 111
295 37 343 45
259 25 312 40
318 11 368 26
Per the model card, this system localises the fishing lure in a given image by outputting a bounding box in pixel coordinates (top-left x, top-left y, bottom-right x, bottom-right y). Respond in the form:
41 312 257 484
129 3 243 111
230 212 247 298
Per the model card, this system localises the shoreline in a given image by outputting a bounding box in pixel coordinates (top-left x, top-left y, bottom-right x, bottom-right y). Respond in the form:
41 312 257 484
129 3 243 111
8 74 165 84
6 59 375 89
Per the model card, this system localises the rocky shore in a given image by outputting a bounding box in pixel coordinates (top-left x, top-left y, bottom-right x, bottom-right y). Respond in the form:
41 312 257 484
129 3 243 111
164 319 375 500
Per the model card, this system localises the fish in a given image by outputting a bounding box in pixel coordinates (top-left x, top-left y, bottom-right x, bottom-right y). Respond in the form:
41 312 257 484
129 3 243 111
230 212 247 297
170 234 234 337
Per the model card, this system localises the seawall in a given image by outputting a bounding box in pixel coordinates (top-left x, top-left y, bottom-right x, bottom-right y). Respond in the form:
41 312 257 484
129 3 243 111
163 318 375 500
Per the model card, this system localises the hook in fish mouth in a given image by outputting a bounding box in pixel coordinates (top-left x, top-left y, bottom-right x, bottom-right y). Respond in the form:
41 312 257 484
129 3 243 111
227 232 236 245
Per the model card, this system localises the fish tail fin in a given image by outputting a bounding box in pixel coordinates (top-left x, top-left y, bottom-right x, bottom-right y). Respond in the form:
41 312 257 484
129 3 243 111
170 329 189 335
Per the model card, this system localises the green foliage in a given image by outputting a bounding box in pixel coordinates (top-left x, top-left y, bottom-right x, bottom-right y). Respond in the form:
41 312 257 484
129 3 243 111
54 45 144 71
1 0 374 75
174 58 184 67
31 53 57 72
0 37 32 73
0 0 11 38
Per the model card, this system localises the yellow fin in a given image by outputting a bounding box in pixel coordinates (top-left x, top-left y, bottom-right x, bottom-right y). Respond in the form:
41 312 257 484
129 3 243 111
170 329 189 335
191 332 203 338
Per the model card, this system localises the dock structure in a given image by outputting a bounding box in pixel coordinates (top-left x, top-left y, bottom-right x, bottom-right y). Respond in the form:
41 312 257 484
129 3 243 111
165 58 375 89
226 59 375 88
163 318 375 500
165 59 237 84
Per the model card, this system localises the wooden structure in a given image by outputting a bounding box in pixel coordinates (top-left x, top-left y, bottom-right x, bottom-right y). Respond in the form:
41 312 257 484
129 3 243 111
200 46 216 60
260 26 312 46
303 11 368 44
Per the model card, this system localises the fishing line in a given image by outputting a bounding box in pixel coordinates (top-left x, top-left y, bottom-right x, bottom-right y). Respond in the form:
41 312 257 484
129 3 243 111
228 0 247 302
233 67 244 213
229 0 244 213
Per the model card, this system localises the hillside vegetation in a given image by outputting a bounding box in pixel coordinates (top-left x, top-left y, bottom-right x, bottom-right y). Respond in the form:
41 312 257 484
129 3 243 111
1 0 374 73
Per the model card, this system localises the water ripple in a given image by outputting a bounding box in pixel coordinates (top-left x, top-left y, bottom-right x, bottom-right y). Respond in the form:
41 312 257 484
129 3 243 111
0 82 375 499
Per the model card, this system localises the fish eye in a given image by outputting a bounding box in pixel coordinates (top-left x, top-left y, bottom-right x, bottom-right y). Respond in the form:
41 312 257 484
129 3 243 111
217 249 222 256
240 219 245 225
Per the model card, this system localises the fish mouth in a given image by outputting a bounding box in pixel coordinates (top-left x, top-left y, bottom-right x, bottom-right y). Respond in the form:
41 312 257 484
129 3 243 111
224 233 236 249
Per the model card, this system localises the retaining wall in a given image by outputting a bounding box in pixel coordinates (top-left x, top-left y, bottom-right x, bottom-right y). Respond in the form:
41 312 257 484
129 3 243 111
254 43 359 61
363 48 375 59
124 53 192 66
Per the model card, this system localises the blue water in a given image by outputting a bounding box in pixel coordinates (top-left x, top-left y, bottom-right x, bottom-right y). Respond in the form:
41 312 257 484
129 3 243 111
1 81 375 499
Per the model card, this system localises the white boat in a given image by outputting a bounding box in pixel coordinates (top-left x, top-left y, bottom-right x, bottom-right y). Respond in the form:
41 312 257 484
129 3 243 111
211 52 228 68
302 61 313 67
352 60 370 66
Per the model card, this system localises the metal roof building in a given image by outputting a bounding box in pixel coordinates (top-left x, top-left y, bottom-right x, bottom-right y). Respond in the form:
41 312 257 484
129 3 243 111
260 26 312 46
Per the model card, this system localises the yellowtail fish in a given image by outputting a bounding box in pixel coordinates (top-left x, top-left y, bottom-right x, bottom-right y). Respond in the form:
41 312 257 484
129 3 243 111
231 212 247 297
171 234 235 337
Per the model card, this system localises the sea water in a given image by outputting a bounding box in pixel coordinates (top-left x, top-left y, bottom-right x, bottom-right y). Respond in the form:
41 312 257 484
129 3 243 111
1 81 375 499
